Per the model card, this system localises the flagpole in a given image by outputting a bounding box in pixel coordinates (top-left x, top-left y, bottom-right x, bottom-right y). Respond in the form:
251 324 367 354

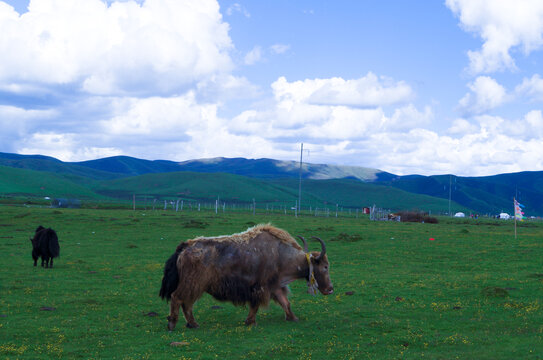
514 197 517 240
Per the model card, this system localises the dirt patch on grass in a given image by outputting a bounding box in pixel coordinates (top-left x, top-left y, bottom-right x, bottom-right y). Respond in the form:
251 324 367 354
330 232 363 242
14 212 31 219
183 219 209 229
481 286 509 298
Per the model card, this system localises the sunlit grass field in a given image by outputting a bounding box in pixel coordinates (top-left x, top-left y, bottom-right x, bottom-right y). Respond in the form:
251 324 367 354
1 205 542 359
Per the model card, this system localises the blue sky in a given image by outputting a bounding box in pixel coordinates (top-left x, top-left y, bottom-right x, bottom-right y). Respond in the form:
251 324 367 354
1 0 543 176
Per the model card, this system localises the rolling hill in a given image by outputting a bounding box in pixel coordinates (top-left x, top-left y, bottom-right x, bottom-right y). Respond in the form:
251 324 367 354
0 152 541 215
383 173 543 216
0 152 393 181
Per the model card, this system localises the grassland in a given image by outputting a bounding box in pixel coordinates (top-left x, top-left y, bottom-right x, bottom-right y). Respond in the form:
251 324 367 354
1 205 542 359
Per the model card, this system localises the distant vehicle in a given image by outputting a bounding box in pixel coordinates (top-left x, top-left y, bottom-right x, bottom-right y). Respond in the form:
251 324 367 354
454 212 465 218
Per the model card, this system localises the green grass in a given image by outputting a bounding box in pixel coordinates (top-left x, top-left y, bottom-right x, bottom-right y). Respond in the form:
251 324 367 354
0 166 104 200
0 206 542 359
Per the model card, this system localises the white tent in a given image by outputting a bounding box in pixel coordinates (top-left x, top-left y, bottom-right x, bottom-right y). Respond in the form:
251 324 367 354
499 213 510 220
454 212 465 218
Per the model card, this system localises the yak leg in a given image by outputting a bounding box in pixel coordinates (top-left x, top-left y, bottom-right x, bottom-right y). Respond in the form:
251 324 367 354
181 303 199 329
168 294 199 330
245 304 259 326
167 295 182 331
273 287 298 322
49 258 54 268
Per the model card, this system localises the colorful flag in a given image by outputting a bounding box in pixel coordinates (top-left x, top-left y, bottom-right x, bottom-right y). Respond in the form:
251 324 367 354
514 199 525 221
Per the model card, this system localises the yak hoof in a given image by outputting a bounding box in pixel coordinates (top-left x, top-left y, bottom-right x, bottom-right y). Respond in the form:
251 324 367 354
286 316 299 322
244 320 256 326
167 318 177 331
185 322 199 329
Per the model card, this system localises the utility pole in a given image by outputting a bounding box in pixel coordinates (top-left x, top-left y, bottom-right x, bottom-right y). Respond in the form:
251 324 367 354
298 143 303 215
448 175 452 216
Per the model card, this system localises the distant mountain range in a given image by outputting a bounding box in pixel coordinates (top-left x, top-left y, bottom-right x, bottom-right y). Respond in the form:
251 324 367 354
1 152 541 216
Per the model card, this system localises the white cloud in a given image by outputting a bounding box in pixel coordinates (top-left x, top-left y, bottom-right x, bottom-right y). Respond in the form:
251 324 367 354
228 75 428 144
270 44 290 54
447 118 478 135
19 133 123 161
271 73 413 107
458 76 507 115
100 92 217 138
226 3 250 18
0 105 56 139
196 74 260 101
0 0 233 95
244 46 262 65
515 74 543 101
446 0 543 74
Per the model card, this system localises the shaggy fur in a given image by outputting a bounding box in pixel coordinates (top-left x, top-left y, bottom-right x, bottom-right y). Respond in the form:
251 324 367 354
30 226 60 268
159 224 333 330
190 223 303 250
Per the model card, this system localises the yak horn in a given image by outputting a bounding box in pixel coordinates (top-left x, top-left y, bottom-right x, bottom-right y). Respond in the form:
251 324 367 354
297 235 308 252
312 237 326 261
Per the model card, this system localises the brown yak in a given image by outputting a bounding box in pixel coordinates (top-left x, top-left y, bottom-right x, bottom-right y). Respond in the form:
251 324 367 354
159 224 333 329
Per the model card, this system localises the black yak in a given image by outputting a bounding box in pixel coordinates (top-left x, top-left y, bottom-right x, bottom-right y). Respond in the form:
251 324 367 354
30 226 60 268
159 224 333 330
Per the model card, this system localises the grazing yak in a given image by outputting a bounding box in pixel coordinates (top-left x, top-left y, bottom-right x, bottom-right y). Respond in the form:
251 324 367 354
30 226 60 268
159 224 333 330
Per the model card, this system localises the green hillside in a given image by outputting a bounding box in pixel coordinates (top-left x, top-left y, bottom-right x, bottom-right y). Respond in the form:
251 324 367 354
274 178 469 214
385 174 543 216
0 154 123 180
0 165 104 199
91 171 305 203
90 172 467 214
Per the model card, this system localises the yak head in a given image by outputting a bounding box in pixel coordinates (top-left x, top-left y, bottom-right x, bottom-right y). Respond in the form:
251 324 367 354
298 236 334 295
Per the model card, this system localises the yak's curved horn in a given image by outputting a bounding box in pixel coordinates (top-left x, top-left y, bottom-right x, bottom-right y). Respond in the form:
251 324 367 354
312 237 326 261
297 235 308 252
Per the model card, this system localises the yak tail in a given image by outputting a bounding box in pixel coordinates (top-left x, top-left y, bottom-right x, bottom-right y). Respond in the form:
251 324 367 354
48 230 60 258
159 243 187 301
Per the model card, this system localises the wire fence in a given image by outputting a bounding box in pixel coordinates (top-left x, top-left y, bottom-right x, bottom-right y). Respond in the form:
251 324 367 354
115 195 377 219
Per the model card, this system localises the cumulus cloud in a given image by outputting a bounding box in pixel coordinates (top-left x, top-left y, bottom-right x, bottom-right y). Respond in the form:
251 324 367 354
515 74 543 101
271 73 413 107
447 118 478 135
0 0 233 96
0 105 57 150
446 0 543 74
195 74 260 102
18 133 123 161
458 76 507 115
229 75 428 144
